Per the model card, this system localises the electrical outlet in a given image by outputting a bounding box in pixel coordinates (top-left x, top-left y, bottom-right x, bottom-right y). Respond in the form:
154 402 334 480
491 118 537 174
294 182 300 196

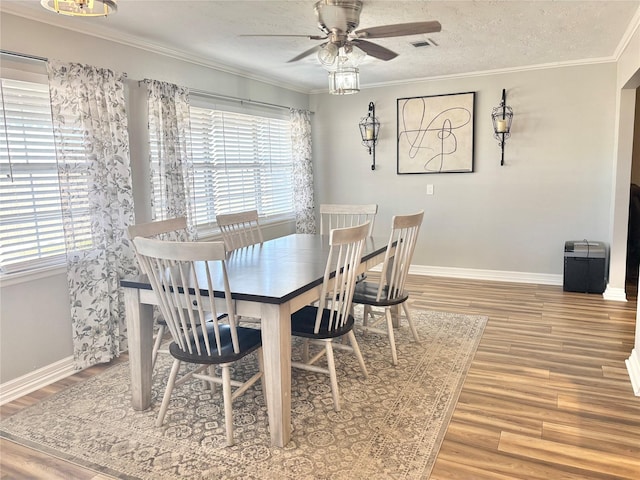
426 184 434 195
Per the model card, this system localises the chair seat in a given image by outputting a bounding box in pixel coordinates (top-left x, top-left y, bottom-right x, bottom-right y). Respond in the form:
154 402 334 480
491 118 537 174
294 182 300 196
169 323 261 364
352 281 409 307
291 305 355 339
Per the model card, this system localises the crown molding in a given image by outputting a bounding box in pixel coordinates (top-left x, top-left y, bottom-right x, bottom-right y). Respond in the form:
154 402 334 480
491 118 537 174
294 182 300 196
309 56 617 94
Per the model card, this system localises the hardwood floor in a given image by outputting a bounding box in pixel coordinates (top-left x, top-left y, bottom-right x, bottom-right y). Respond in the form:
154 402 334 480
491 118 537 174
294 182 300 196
1 275 639 479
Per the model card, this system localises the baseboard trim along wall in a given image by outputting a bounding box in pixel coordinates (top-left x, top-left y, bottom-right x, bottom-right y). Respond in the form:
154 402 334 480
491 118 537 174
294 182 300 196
603 286 628 302
407 264 564 286
627 349 640 396
0 356 76 405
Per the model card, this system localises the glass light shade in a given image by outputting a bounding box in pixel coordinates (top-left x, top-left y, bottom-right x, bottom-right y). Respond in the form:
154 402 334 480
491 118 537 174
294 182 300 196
317 43 339 69
41 0 117 17
491 104 514 137
328 67 360 95
319 44 367 72
346 45 366 66
359 116 380 144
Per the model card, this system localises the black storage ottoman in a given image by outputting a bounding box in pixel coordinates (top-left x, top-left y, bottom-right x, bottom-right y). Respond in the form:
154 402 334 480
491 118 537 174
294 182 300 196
563 241 608 294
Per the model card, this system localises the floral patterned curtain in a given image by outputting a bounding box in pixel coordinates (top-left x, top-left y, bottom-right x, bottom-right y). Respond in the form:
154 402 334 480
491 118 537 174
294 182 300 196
144 79 195 239
47 61 138 369
290 108 315 233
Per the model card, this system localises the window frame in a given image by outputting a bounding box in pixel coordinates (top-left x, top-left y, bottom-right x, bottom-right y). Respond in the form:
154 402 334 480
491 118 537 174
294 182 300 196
0 66 68 276
154 95 296 238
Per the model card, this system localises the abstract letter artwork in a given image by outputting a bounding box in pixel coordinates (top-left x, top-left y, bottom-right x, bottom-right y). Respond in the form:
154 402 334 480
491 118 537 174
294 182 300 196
397 92 475 174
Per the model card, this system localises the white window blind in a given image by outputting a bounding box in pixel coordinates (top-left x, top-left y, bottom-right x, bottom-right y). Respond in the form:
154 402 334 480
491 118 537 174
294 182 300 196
187 106 294 229
0 77 66 273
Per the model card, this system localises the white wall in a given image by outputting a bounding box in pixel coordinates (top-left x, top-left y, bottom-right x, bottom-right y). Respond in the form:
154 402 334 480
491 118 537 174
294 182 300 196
311 64 617 276
607 21 640 299
0 13 305 383
613 22 640 380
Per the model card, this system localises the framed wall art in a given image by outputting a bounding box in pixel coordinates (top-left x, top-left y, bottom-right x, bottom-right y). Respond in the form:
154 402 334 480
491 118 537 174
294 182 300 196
397 92 475 174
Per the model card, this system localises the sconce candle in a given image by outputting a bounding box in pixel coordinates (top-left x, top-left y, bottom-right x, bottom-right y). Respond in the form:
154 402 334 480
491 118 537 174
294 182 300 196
365 126 374 140
496 119 507 133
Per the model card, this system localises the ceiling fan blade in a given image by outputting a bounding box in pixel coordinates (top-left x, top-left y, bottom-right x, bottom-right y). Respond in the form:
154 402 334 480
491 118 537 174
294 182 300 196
287 44 326 63
354 21 442 39
240 34 327 40
351 39 398 61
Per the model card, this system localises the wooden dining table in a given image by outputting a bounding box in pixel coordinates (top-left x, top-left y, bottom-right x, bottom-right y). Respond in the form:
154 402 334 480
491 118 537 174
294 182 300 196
120 233 391 448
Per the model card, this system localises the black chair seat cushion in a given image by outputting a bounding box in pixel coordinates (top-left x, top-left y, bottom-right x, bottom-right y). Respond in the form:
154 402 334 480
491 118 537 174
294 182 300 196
291 305 355 339
352 281 409 307
169 323 261 364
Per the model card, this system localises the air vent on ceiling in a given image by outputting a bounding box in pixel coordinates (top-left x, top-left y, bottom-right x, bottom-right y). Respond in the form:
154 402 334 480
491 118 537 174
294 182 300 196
411 38 438 48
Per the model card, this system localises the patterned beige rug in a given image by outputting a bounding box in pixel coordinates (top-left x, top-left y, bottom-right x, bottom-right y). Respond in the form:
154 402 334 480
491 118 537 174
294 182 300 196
1 309 486 480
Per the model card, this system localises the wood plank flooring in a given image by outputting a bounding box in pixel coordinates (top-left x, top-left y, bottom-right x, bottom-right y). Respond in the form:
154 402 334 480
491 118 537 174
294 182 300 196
1 275 639 479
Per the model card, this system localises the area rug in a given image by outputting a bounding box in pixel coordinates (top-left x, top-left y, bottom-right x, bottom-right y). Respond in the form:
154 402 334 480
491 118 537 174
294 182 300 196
0 309 487 480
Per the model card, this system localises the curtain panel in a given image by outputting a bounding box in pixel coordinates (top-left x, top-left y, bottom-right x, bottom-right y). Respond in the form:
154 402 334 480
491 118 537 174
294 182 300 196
47 61 137 369
144 79 195 239
290 108 315 234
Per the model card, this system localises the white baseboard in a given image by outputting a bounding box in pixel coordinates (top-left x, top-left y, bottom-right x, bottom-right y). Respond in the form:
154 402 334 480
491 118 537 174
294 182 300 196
376 264 629 302
405 264 564 286
0 356 76 405
626 349 640 396
603 286 628 302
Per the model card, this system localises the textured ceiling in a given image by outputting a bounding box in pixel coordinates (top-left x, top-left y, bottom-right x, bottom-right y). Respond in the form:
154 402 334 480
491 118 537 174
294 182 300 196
2 1 639 92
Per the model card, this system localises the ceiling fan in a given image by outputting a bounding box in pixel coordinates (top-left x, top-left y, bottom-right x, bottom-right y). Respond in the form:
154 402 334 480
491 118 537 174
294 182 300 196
244 0 442 64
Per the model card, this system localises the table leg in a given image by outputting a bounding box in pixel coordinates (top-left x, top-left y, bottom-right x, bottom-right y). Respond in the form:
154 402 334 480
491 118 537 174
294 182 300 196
260 302 292 448
124 287 154 410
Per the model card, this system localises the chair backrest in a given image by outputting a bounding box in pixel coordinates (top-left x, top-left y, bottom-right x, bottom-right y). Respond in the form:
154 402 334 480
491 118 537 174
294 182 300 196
127 217 189 242
216 209 264 251
128 217 189 274
319 204 378 236
315 222 370 334
377 211 424 301
132 237 241 357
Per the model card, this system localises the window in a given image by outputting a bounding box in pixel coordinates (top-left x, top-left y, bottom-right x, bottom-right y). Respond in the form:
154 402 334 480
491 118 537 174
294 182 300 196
0 76 65 274
150 104 294 232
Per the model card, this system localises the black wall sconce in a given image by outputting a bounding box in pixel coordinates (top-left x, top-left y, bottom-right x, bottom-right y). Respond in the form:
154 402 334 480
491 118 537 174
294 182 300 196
491 88 514 166
358 101 380 170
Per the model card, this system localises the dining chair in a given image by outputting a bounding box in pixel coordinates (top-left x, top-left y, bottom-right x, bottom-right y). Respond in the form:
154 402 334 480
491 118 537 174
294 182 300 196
319 203 378 236
351 211 424 366
320 204 378 284
128 217 189 369
216 209 264 251
291 222 370 412
132 236 264 447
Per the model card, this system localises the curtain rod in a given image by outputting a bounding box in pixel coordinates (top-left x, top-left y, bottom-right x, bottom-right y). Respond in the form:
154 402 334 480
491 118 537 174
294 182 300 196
1 50 127 78
188 88 311 114
1 50 48 62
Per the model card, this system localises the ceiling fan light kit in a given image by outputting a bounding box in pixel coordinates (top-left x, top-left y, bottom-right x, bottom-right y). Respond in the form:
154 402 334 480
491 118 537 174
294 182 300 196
321 43 365 95
41 0 117 17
